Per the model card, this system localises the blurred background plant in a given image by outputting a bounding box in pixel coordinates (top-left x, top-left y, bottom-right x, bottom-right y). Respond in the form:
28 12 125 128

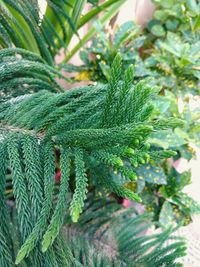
0 0 125 64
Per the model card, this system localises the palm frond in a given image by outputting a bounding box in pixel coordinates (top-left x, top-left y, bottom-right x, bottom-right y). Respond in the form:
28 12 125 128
0 0 125 64
66 196 186 267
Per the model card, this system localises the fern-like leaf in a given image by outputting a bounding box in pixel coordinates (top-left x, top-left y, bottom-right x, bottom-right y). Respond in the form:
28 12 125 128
70 147 88 223
42 147 70 252
6 134 33 241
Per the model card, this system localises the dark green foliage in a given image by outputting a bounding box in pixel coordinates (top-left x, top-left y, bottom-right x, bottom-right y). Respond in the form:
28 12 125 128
42 148 70 252
7 134 33 242
0 144 14 267
70 148 88 223
21 135 43 221
15 141 56 263
0 48 66 102
0 50 186 265
1 1 187 265
67 196 186 267
0 0 72 64
1 135 186 266
0 0 196 264
136 164 167 185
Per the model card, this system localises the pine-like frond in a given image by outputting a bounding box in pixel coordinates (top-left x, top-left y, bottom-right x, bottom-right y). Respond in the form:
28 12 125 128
70 147 88 223
6 134 33 241
15 141 56 263
21 135 43 222
0 144 14 267
0 229 14 267
42 147 71 252
101 53 122 127
0 48 66 102
0 53 183 214
0 52 186 266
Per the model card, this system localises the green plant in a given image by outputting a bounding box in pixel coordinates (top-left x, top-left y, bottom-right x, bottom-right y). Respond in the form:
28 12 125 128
65 0 200 227
0 47 186 266
62 21 150 81
0 0 125 64
147 0 200 39
139 0 200 224
67 196 186 267
0 0 192 265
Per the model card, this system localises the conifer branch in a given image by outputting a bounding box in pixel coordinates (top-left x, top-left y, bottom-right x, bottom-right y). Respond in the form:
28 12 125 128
21 135 43 221
42 147 71 252
70 147 88 223
6 134 33 241
0 47 187 266
101 53 122 127
16 141 56 263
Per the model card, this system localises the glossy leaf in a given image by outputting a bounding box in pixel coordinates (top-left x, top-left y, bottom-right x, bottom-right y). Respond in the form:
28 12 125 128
136 164 167 185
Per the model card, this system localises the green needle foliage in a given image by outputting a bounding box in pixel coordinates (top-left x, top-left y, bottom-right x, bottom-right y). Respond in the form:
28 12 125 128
42 148 71 252
70 147 88 223
0 46 186 266
0 48 66 102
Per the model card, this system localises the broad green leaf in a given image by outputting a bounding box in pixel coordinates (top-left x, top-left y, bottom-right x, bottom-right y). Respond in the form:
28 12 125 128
136 164 167 185
159 201 175 226
193 15 200 31
114 21 139 48
166 19 179 30
149 129 187 149
99 62 110 80
173 192 200 214
186 0 199 13
160 0 174 8
154 10 168 21
136 177 145 193
150 25 166 37
153 96 171 114
160 169 191 197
